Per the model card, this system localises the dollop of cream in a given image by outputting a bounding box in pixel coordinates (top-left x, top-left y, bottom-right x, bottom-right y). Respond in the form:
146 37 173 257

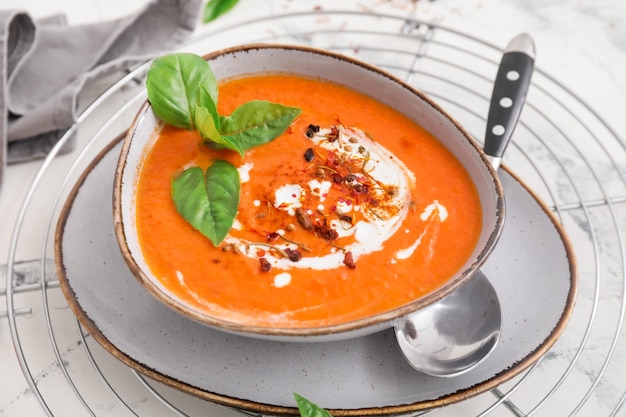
274 184 303 216
237 162 254 183
308 179 332 202
420 200 448 221
273 272 292 288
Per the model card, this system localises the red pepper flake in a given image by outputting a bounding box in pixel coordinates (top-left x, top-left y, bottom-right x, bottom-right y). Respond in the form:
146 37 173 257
314 219 338 241
343 251 356 269
256 249 266 257
327 126 339 142
284 248 302 262
267 232 280 242
259 258 271 272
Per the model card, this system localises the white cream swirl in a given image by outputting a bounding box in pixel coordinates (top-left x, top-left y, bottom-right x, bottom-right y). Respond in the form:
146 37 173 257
224 125 417 272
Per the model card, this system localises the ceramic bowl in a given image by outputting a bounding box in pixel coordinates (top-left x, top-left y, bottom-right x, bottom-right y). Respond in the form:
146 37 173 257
113 44 505 342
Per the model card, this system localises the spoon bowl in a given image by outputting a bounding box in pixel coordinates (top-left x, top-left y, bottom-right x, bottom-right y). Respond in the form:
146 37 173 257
395 270 501 377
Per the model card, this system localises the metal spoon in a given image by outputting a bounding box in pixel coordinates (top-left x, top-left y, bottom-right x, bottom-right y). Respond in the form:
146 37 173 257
395 33 536 377
395 270 501 377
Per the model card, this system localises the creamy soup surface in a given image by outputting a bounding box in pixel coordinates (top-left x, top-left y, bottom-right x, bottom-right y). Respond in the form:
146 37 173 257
135 74 482 328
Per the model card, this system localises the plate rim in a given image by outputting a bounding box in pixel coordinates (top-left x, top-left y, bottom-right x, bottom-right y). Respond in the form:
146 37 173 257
55 135 578 416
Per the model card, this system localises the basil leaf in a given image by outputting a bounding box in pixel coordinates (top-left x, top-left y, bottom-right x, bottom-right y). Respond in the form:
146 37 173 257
203 0 239 23
146 53 218 130
219 100 302 151
197 83 220 129
195 106 244 156
294 393 333 417
171 161 240 246
171 167 212 235
194 105 221 141
204 160 240 245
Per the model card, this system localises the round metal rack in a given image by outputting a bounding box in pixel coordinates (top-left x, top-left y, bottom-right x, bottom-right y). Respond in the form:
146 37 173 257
4 10 626 417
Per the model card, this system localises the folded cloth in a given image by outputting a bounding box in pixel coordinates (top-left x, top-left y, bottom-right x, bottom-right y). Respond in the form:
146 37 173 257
0 0 202 188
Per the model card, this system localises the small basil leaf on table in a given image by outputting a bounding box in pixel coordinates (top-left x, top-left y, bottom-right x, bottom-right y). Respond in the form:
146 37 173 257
294 393 334 417
171 161 240 246
219 100 302 151
146 53 218 130
203 0 240 23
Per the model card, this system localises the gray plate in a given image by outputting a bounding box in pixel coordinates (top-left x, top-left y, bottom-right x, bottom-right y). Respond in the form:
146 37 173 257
55 138 577 416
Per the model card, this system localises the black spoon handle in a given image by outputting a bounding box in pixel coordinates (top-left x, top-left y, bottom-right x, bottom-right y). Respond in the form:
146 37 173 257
484 33 535 170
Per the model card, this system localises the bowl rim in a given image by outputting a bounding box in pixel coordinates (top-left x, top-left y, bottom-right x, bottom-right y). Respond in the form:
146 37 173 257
113 43 505 340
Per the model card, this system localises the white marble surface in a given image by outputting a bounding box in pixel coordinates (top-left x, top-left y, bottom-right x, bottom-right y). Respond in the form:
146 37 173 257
1 0 626 416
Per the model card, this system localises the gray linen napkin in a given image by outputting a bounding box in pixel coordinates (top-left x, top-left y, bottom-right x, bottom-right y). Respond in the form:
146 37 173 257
0 0 202 189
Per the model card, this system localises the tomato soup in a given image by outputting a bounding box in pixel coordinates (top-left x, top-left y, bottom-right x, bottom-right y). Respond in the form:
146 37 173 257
135 74 482 328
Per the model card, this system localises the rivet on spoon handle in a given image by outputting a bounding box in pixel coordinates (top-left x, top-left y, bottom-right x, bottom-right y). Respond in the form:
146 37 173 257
484 33 535 171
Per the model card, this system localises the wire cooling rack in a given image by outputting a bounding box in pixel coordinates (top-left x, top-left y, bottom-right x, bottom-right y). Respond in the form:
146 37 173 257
3 10 626 417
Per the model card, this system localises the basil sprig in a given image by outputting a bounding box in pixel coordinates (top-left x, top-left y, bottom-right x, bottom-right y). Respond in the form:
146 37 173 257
146 52 301 246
